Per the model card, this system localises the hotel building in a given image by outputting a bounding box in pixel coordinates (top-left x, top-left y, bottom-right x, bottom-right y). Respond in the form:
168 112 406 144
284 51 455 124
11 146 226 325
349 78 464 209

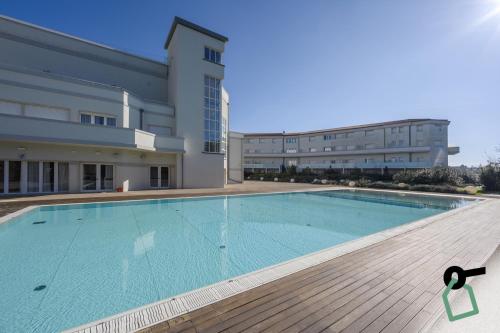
0 15 230 194
242 119 460 174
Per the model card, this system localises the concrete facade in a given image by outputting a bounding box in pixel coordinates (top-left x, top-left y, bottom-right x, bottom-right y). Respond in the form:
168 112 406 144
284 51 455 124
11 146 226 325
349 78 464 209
242 119 460 174
0 15 230 195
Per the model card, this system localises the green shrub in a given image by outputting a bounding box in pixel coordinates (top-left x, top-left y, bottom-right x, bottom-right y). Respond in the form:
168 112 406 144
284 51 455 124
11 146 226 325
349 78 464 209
393 167 464 186
480 164 500 192
408 184 459 194
286 165 297 176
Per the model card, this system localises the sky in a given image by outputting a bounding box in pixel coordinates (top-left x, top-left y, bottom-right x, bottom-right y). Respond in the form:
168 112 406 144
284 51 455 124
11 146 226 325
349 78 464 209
1 0 499 166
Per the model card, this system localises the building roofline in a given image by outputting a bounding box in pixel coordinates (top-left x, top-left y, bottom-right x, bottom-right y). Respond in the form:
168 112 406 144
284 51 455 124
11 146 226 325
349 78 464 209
164 16 228 49
242 119 451 137
0 14 167 67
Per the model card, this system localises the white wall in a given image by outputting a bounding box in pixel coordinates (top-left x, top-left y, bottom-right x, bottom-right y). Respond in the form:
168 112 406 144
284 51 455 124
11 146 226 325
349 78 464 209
167 24 226 188
0 16 168 102
228 132 243 183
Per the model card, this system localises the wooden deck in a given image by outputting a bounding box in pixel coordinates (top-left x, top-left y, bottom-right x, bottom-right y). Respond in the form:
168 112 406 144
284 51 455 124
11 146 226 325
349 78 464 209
139 199 500 333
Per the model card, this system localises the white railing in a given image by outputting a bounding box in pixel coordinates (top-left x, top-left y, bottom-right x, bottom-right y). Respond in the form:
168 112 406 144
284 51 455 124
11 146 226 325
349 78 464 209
243 163 280 169
0 114 184 153
298 161 431 169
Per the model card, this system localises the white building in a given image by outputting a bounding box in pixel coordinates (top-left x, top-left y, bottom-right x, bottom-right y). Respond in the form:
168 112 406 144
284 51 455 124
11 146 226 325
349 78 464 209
242 119 460 174
0 15 230 194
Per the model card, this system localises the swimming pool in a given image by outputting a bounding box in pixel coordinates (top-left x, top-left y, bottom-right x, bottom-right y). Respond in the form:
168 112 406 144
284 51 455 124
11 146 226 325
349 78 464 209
0 189 473 332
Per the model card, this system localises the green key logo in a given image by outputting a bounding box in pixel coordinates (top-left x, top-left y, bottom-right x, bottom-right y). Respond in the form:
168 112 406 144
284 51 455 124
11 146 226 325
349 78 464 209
442 266 485 321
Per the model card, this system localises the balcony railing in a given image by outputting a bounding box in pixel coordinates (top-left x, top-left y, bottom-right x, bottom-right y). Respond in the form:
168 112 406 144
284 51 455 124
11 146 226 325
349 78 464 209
244 146 432 156
243 161 431 170
0 114 184 152
298 161 431 169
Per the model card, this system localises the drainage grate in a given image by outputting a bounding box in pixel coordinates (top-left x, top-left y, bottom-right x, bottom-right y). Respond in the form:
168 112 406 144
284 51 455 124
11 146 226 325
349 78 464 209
219 245 226 249
33 285 46 291
32 221 46 225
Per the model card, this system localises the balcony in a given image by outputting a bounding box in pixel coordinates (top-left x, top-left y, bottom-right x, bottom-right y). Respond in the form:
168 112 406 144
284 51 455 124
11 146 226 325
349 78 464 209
243 161 431 170
244 146 431 157
0 114 184 153
243 163 281 169
298 161 431 170
448 146 460 155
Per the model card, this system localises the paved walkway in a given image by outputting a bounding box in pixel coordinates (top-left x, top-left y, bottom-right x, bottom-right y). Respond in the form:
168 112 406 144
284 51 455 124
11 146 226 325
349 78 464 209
138 199 500 333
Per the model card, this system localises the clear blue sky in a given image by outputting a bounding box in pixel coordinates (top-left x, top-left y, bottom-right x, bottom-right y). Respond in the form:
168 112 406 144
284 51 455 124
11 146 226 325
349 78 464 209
1 0 499 166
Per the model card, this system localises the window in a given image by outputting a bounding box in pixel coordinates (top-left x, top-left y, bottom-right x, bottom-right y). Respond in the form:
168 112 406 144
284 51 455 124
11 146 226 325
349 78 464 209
435 124 443 132
161 167 169 187
151 166 169 188
399 126 405 133
285 138 297 144
82 164 97 191
324 147 332 152
80 114 91 124
286 148 297 153
204 47 222 64
346 132 355 138
337 133 347 139
42 162 55 192
272 138 279 144
58 162 69 192
365 143 376 149
94 116 105 126
309 136 316 142
106 117 116 127
417 125 423 132
323 135 333 141
150 166 159 187
8 161 21 193
416 139 424 146
259 138 267 144
347 145 356 151
27 161 39 193
0 162 3 193
309 148 317 152
391 127 397 134
336 145 346 151
203 75 221 153
100 165 114 191
398 139 405 146
80 113 116 127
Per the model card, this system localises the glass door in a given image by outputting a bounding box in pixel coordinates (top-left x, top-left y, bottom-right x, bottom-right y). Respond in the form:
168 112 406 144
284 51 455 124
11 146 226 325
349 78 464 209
0 161 4 193
100 164 114 191
42 162 55 192
58 162 69 192
8 161 21 193
150 167 159 187
160 167 169 188
82 164 97 191
28 161 39 192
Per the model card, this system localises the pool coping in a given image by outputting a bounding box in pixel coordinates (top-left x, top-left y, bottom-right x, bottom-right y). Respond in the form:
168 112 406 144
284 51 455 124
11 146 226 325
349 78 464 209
24 189 482 333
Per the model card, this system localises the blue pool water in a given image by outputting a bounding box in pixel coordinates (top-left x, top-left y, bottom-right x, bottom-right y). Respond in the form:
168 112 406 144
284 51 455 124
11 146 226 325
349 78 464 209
0 190 473 332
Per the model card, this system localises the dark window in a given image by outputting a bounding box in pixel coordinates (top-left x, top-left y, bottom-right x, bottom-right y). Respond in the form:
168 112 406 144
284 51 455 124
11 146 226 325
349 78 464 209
83 164 97 191
8 161 21 193
150 167 159 187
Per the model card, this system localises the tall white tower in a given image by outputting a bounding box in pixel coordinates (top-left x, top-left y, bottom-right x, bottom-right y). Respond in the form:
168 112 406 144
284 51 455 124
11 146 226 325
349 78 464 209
166 17 228 188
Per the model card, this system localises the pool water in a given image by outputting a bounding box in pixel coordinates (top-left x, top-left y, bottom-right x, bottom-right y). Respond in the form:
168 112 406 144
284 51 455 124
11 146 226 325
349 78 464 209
0 190 472 332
